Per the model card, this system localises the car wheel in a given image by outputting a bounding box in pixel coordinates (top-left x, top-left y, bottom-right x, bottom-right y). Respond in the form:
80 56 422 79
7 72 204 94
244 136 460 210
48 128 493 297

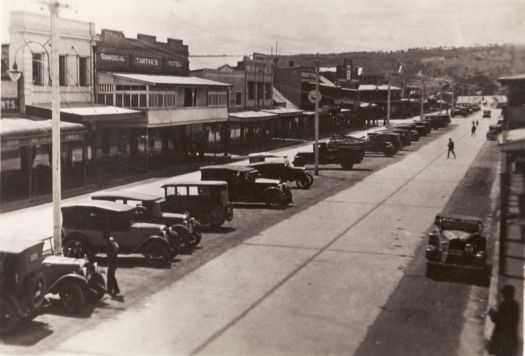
59 282 85 315
63 237 89 259
23 272 47 310
188 232 202 249
383 148 395 157
265 192 284 209
143 240 170 268
296 174 311 189
197 213 213 230
0 295 20 335
87 272 106 303
209 216 226 229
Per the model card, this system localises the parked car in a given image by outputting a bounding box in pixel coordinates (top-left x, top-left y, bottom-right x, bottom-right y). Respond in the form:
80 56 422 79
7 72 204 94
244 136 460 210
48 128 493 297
451 106 470 117
161 181 233 229
247 158 314 188
248 152 289 164
425 213 488 279
482 110 491 118
91 191 201 252
328 134 395 157
200 165 292 208
367 132 403 153
293 142 365 170
393 124 420 141
62 201 173 267
384 127 412 146
413 120 432 135
0 237 105 334
424 114 451 128
486 124 502 141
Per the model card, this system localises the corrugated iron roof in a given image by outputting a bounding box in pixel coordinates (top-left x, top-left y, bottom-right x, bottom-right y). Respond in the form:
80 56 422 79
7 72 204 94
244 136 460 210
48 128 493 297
272 88 299 110
0 118 86 140
104 72 231 87
358 84 401 91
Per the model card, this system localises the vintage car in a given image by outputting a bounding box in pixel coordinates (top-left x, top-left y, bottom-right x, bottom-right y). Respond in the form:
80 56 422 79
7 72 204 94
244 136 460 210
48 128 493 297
247 159 313 189
248 152 289 164
425 213 488 279
367 132 403 153
413 120 432 135
200 165 292 208
161 181 234 229
424 114 452 129
328 134 395 157
62 201 173 267
451 106 471 117
0 237 105 334
482 110 492 118
486 124 502 141
293 142 365 170
91 191 201 252
393 124 420 141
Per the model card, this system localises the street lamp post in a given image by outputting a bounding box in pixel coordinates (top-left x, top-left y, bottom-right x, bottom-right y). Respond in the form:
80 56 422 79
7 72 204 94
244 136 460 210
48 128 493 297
386 74 391 128
314 55 320 176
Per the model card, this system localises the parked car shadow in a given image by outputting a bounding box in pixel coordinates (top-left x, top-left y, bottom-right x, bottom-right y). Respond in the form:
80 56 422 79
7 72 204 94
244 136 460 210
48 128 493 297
426 264 491 287
39 295 101 319
0 320 53 346
93 255 179 269
232 202 292 210
201 226 237 234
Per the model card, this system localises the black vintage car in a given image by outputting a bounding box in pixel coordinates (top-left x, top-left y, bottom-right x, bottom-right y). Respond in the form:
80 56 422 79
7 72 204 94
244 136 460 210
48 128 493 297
62 201 174 267
293 142 365 170
384 128 412 146
328 134 395 157
424 113 451 128
200 165 293 208
393 124 420 141
412 120 432 135
91 191 201 252
247 158 314 189
161 181 234 229
367 132 403 153
486 124 502 141
425 213 488 279
451 106 471 117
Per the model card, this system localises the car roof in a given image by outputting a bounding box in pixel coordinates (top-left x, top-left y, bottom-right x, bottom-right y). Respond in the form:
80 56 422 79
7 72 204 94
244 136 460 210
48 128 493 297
248 152 285 158
0 238 44 254
436 213 482 223
62 200 136 212
91 191 161 202
201 164 257 172
248 160 286 167
161 180 227 187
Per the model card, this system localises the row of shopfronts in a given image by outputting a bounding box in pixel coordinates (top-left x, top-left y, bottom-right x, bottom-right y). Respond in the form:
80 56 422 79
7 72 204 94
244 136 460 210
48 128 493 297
0 11 424 206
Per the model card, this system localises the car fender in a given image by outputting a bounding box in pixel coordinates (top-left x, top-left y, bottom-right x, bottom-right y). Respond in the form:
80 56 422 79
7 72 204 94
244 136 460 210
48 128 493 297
263 186 285 199
47 274 88 294
136 235 171 253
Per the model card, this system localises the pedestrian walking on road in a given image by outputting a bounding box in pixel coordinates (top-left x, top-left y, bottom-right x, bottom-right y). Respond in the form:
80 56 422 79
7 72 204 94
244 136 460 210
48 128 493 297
447 138 456 159
471 124 477 137
488 284 519 356
104 230 121 297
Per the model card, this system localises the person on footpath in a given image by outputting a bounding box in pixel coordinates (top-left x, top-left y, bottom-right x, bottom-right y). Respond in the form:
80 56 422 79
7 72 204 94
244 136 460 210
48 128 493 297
488 284 519 356
447 138 456 159
471 123 477 137
103 230 121 297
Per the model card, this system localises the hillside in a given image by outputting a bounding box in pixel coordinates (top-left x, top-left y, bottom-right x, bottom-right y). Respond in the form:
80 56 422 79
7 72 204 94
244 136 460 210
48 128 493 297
276 44 525 94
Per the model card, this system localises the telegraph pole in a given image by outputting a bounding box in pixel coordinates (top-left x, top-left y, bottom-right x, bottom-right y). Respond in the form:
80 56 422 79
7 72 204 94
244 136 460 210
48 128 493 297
386 74 391 128
49 0 62 253
314 54 320 176
420 80 425 120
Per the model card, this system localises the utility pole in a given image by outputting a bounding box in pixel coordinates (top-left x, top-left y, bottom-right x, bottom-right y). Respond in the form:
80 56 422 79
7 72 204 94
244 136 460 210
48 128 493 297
420 80 425 120
314 54 320 176
386 74 391 128
49 0 62 253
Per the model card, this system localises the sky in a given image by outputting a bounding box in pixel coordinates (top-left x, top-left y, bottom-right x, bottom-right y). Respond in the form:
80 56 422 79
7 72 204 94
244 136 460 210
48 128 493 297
1 0 524 56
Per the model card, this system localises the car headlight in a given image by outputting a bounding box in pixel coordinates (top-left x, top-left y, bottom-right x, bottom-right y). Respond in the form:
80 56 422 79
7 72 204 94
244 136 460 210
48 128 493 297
465 243 474 254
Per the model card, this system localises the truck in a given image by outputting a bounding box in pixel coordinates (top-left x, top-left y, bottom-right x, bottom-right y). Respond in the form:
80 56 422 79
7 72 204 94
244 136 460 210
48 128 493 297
293 142 365 170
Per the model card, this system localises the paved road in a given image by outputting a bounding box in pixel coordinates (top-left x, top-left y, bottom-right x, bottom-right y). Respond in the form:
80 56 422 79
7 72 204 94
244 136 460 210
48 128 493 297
0 110 499 355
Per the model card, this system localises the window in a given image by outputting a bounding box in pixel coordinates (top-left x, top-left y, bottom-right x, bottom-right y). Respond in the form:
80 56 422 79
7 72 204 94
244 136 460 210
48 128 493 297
124 94 131 107
236 91 242 105
131 94 139 107
59 55 66 86
257 83 264 100
139 94 147 107
184 88 193 107
188 186 199 196
248 82 255 100
176 186 187 196
79 57 88 86
32 53 43 85
265 83 272 99
208 92 227 107
116 94 123 107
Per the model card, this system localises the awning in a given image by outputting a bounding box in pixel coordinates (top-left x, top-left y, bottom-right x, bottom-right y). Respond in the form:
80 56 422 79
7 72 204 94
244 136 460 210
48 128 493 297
229 111 277 122
500 127 525 152
1 118 87 147
26 103 143 123
261 107 303 117
102 72 231 87
273 88 300 110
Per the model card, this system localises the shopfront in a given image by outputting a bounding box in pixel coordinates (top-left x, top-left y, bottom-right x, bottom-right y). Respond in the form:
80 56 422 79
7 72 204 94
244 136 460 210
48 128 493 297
1 118 87 205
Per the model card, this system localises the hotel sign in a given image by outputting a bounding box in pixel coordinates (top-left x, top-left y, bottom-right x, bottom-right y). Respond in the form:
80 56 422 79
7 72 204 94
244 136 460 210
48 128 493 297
134 56 161 67
98 52 129 66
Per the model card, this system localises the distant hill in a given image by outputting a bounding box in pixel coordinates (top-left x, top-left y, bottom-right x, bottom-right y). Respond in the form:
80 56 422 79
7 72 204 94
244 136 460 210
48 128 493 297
275 44 525 95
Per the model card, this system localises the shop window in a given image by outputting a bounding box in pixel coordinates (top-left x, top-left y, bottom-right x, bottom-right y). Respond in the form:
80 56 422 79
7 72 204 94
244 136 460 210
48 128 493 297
131 94 139 107
124 94 131 107
236 91 242 105
59 55 66 86
248 82 255 100
79 57 88 86
116 94 123 107
105 94 114 105
32 53 43 85
139 94 147 107
96 94 105 104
